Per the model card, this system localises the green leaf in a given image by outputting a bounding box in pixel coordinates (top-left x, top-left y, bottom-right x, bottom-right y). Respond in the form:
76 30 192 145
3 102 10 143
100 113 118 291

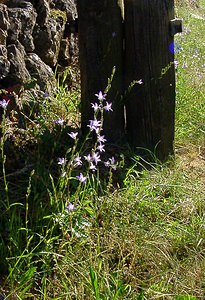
89 265 100 300
175 296 197 300
19 282 33 298
18 267 36 288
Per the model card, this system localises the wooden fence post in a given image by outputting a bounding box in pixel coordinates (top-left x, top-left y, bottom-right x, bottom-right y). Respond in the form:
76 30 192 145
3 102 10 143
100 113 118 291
124 0 175 161
77 0 124 143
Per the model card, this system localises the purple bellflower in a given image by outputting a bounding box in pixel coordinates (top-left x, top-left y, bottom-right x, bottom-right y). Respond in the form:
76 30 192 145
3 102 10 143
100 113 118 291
68 132 78 140
104 102 113 112
95 91 107 101
54 118 65 125
66 202 76 213
0 99 10 109
76 173 88 184
58 157 67 166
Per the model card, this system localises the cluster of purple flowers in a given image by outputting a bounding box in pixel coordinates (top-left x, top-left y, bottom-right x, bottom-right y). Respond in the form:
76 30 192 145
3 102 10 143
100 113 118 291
65 201 77 213
0 99 10 109
0 88 13 110
57 91 117 186
54 118 65 126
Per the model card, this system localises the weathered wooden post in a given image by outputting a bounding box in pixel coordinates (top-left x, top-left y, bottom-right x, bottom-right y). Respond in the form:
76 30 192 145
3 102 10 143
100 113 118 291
77 0 125 143
124 0 176 161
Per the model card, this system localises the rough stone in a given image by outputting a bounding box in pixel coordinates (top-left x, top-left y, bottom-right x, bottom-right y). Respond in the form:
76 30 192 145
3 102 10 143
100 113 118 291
58 38 70 66
0 46 10 80
53 0 77 19
0 45 7 57
0 0 78 97
0 4 10 31
7 0 34 9
33 15 65 66
35 0 50 26
0 28 7 45
7 42 31 85
25 53 56 93
7 5 37 52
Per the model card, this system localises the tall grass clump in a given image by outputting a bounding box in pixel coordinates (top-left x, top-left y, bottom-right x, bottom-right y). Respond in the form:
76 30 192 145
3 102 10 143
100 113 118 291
0 1 205 299
0 72 126 299
175 1 205 146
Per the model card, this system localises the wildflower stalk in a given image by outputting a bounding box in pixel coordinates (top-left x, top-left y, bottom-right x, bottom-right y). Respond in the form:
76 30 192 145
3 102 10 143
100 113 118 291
58 137 80 196
104 65 116 94
0 109 9 204
25 170 35 240
55 79 117 222
107 165 114 191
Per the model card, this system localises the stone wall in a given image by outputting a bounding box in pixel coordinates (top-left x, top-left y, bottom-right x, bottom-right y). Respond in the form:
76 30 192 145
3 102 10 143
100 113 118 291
0 0 78 96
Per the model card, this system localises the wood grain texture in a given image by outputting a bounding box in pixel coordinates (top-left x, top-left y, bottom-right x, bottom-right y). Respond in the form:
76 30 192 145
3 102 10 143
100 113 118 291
77 0 125 142
124 0 175 161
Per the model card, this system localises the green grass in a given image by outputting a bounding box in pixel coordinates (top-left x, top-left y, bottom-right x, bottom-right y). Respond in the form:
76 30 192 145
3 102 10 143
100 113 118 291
175 2 205 146
0 1 205 299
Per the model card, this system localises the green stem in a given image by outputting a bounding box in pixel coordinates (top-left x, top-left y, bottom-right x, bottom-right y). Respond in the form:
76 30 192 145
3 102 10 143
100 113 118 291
0 110 9 204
